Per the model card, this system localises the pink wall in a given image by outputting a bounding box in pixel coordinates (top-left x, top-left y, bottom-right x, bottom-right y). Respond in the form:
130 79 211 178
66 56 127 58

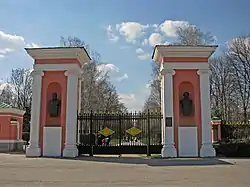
0 114 23 140
173 70 202 156
40 71 67 153
36 58 81 67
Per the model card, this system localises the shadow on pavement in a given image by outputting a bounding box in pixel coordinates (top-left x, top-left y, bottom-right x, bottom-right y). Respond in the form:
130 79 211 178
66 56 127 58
59 156 233 167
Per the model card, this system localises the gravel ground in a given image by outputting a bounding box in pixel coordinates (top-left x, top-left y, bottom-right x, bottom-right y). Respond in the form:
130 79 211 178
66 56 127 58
0 154 249 187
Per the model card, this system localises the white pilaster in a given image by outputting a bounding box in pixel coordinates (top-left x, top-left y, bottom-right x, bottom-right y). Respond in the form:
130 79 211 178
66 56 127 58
160 76 165 145
26 70 44 157
161 69 177 158
77 78 81 144
63 69 80 158
197 69 216 157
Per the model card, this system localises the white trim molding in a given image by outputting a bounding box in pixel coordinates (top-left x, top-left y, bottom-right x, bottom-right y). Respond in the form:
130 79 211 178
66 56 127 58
161 62 209 71
34 63 81 73
0 108 25 115
25 47 91 67
10 120 20 140
0 140 24 143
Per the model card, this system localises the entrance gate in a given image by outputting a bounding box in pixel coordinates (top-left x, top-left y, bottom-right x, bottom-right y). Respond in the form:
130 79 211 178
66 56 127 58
77 111 162 156
25 45 217 158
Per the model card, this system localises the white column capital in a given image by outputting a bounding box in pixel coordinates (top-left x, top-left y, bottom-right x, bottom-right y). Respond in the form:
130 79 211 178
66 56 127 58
64 69 82 77
197 69 211 75
160 69 176 76
31 70 44 77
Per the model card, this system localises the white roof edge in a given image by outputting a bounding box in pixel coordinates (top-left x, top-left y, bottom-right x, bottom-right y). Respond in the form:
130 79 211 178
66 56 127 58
0 108 25 115
153 45 218 62
25 47 91 66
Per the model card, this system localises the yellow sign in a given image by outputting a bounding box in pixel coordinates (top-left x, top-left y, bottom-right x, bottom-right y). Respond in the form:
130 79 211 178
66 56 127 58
98 127 114 137
126 127 141 136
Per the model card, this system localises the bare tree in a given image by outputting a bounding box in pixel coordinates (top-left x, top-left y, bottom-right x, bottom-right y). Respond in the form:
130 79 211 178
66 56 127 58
143 62 161 111
9 68 32 109
175 24 216 45
0 84 14 105
60 36 127 112
226 35 250 121
209 56 240 121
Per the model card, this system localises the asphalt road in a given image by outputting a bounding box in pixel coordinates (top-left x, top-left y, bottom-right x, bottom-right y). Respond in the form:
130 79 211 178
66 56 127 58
0 154 249 187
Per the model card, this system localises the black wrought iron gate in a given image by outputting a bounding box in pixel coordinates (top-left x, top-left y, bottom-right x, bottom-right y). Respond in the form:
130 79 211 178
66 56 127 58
76 111 162 156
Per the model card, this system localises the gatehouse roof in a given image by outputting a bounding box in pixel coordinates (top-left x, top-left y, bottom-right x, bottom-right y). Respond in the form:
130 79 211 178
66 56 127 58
152 45 218 63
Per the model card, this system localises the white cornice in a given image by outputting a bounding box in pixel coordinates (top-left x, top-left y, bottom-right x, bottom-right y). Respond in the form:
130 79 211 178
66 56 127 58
25 47 91 66
152 45 218 62
0 108 25 115
34 63 81 72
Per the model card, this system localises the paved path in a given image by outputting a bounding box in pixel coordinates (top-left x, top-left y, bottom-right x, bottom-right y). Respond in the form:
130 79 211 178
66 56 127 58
0 154 250 187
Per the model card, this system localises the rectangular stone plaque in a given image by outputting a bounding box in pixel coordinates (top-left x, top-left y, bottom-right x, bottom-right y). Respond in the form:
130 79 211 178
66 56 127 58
165 117 172 127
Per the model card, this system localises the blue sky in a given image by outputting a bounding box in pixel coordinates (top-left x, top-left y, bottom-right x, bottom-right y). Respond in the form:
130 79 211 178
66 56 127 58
0 0 250 110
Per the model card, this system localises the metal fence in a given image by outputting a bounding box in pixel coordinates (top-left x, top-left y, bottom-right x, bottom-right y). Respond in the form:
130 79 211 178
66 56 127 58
77 111 163 156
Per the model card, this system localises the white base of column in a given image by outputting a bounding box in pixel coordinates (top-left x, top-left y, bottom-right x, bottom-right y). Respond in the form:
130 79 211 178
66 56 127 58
63 146 78 158
161 144 177 158
200 143 216 157
26 146 41 157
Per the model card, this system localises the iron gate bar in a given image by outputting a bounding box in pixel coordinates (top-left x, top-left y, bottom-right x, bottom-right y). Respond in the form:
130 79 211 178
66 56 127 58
89 111 93 156
147 110 150 157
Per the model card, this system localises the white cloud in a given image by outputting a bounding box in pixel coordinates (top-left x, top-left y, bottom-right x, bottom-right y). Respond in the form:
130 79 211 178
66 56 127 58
141 38 148 46
26 43 40 48
0 30 40 58
0 31 25 57
136 48 144 54
148 33 163 46
151 24 158 28
106 20 191 47
116 22 150 43
106 25 119 42
96 63 119 73
135 48 151 60
0 79 4 84
118 84 151 111
96 63 129 82
137 53 151 60
115 73 128 82
163 41 171 45
159 20 188 37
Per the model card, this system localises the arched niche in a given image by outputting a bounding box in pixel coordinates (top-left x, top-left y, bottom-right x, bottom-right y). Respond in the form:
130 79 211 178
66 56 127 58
46 82 62 126
178 81 195 125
